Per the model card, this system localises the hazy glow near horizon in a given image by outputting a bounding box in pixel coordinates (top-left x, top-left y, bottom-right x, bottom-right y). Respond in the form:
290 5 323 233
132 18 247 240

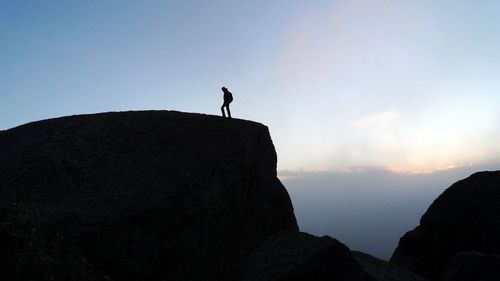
2 1 499 173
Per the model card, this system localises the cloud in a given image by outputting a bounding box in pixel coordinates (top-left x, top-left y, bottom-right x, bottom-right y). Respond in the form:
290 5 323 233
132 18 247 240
281 162 500 259
352 111 399 127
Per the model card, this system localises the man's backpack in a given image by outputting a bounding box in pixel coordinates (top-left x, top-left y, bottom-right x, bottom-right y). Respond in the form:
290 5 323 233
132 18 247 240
225 91 233 103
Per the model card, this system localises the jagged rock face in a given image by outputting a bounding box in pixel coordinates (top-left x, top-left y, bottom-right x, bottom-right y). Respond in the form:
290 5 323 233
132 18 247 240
242 232 375 281
0 111 298 281
391 171 500 281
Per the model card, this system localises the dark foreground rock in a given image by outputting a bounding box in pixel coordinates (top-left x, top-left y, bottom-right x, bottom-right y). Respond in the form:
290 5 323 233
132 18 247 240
242 232 374 281
0 111 298 281
353 252 428 281
442 251 500 281
391 171 500 280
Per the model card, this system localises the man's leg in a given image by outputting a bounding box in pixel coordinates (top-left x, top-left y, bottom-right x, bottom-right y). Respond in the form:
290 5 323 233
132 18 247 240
227 105 231 118
221 105 226 117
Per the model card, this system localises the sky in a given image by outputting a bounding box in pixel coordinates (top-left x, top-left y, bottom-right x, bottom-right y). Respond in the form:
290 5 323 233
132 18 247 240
2 0 500 173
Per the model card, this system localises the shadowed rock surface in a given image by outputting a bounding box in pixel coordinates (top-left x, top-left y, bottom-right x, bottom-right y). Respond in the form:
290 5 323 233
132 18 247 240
242 232 374 281
352 252 428 281
391 171 500 280
442 251 500 281
0 111 298 281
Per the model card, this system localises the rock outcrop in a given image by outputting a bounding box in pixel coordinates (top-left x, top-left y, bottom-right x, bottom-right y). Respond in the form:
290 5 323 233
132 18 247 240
353 252 428 281
391 171 500 280
442 251 500 281
242 232 374 281
0 111 298 281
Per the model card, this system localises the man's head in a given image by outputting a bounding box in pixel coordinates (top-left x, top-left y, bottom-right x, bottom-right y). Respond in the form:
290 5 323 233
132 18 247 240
221 86 227 91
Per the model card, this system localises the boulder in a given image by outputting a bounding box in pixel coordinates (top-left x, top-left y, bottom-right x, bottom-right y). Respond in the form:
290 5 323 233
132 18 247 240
353 251 428 281
391 171 500 280
242 232 374 281
0 111 298 281
442 251 500 281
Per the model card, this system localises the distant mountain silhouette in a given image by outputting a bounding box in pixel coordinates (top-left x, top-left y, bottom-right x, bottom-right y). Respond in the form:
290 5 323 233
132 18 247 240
391 171 500 280
0 110 437 280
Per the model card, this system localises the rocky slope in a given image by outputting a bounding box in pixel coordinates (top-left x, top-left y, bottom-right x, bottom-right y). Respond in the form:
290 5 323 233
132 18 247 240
391 171 500 280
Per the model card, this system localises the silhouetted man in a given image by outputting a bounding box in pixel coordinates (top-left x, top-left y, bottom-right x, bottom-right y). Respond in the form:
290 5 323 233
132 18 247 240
221 86 233 118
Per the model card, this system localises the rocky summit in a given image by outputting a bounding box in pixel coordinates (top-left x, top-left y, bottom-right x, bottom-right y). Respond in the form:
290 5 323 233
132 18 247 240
0 111 300 281
391 171 500 280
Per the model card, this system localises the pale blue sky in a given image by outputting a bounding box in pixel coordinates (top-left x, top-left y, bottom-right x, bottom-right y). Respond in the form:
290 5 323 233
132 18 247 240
2 0 500 173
